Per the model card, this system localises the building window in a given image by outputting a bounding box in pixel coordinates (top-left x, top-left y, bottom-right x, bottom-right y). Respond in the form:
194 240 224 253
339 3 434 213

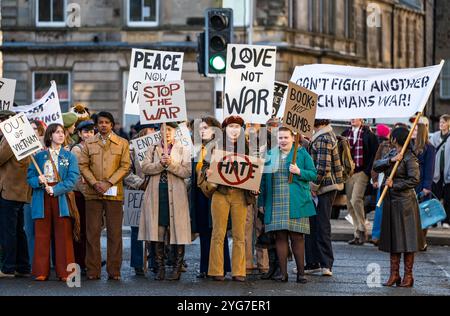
36 0 66 27
377 20 383 63
441 61 450 100
33 72 71 112
344 0 354 38
127 0 159 27
327 0 336 35
223 0 251 27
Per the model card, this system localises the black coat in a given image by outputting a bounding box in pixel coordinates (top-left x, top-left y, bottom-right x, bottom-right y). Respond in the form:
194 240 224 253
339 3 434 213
373 149 425 253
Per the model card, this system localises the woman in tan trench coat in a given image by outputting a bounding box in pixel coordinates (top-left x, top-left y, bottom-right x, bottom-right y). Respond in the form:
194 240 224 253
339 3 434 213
138 122 192 281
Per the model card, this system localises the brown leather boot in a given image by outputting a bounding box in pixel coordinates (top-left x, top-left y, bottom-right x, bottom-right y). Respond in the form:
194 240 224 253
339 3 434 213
154 242 166 281
399 252 414 287
383 253 401 286
167 245 185 281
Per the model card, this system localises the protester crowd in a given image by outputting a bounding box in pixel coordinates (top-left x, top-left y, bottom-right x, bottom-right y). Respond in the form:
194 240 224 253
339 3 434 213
1 103 450 288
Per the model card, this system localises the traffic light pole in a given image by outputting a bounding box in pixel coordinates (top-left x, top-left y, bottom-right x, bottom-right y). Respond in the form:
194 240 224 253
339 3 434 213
214 76 224 122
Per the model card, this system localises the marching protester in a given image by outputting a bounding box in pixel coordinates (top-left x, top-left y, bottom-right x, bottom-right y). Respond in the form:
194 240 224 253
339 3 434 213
138 122 192 281
373 126 425 287
23 119 47 264
259 127 317 283
205 116 256 282
245 122 269 274
370 124 392 246
306 119 344 277
190 117 231 279
342 119 379 245
124 122 159 276
27 123 80 281
78 112 131 280
0 110 32 278
411 117 436 250
70 119 96 274
430 114 450 228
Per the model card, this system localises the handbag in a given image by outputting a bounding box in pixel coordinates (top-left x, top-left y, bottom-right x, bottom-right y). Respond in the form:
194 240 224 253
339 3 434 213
197 168 217 199
418 192 447 230
48 151 81 242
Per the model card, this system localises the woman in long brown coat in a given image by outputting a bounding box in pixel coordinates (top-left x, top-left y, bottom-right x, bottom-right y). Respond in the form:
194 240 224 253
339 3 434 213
373 126 425 288
138 122 192 281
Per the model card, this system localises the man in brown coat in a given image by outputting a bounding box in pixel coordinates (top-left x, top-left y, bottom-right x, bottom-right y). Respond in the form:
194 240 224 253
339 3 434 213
78 112 130 280
0 110 32 278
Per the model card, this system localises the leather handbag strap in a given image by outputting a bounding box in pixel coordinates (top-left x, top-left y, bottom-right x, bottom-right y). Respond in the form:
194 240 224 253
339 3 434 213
48 150 62 183
436 133 450 153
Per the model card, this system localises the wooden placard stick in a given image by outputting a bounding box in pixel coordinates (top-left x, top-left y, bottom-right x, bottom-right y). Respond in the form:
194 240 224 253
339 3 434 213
376 112 422 207
288 133 301 183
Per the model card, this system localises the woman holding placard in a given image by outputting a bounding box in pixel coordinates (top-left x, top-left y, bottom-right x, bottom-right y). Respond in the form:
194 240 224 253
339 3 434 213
27 123 80 281
373 126 424 287
259 127 317 283
138 122 192 281
205 116 256 282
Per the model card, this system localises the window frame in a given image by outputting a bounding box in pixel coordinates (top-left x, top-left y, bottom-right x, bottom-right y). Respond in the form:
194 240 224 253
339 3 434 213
36 0 67 27
127 0 159 27
440 61 450 100
32 71 71 111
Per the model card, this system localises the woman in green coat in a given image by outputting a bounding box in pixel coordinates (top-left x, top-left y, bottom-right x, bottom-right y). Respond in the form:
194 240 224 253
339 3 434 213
259 127 317 283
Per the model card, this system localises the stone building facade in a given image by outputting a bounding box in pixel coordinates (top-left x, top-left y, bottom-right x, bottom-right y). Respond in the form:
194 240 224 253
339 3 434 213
0 0 444 126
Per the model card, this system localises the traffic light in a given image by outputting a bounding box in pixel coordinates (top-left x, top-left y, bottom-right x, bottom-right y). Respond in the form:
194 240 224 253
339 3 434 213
196 31 206 76
204 8 233 76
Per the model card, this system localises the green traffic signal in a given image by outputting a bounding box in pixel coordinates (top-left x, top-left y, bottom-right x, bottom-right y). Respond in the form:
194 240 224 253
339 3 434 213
209 54 226 72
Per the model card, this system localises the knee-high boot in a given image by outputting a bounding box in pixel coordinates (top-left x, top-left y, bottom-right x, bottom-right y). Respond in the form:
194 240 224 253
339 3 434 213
382 253 401 286
167 245 185 281
154 242 166 281
399 252 414 287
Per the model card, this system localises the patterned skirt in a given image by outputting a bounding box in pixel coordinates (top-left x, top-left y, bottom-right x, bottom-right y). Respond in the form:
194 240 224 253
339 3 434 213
265 156 310 234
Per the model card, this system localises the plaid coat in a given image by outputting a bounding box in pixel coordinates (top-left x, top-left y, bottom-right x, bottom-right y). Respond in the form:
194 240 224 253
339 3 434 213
309 125 344 195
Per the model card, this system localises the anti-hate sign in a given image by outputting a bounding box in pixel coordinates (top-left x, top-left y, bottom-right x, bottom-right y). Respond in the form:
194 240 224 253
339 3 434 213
207 149 265 191
139 80 187 124
290 62 444 119
0 113 43 160
125 49 184 115
224 44 277 124
12 81 63 125
0 78 16 111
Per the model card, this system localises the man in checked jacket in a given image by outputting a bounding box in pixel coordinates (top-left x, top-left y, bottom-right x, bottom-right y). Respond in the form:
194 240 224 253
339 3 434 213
342 119 379 246
306 119 344 277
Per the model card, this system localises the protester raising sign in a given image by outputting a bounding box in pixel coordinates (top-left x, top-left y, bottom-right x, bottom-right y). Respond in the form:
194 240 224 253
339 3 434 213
207 149 265 191
282 82 318 139
125 49 184 115
0 113 43 161
139 80 187 124
273 81 288 118
123 190 144 227
0 78 16 111
224 44 277 124
290 62 444 119
12 81 63 125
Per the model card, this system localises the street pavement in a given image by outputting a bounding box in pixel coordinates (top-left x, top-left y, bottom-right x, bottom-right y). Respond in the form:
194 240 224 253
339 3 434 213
1 236 449 296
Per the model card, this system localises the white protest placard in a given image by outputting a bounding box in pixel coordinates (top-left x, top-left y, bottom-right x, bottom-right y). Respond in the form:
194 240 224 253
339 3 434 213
0 78 16 110
125 49 184 115
123 189 144 227
0 113 43 160
175 122 194 158
130 131 162 166
290 62 445 119
131 122 193 166
139 80 187 124
224 44 277 124
207 149 265 191
273 81 288 118
12 81 63 125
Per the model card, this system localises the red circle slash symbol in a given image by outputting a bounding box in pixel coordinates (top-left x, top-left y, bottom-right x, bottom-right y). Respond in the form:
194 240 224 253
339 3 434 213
217 153 254 186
